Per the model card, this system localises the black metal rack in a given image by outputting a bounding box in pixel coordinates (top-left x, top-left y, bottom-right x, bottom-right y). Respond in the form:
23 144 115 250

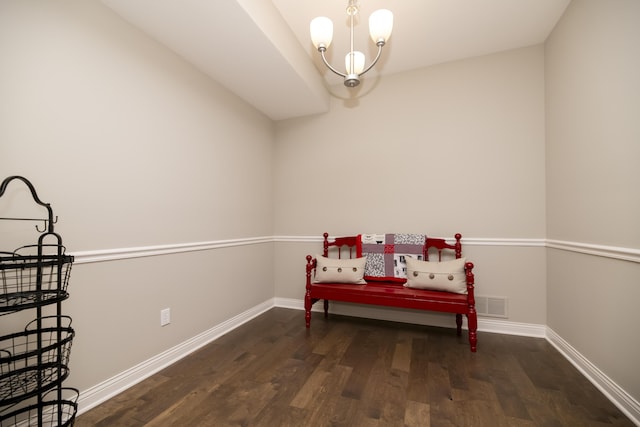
0 176 78 427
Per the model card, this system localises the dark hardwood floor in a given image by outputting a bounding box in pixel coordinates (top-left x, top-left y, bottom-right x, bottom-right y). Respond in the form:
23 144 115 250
76 308 634 426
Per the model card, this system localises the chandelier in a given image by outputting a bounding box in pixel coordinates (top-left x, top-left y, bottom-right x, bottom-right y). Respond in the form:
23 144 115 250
310 0 393 88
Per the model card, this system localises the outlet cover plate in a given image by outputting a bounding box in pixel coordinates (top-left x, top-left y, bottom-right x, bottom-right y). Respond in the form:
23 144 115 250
160 308 171 326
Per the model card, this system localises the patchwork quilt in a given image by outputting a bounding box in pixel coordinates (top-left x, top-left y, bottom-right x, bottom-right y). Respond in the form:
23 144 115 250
357 233 426 282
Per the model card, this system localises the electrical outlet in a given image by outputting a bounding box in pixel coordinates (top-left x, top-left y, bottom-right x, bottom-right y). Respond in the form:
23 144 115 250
160 308 171 326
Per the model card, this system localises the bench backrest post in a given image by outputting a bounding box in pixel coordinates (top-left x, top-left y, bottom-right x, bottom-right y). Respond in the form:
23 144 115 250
424 233 462 261
322 233 358 259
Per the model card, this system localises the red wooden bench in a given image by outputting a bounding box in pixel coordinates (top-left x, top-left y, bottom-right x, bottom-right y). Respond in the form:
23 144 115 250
305 232 478 352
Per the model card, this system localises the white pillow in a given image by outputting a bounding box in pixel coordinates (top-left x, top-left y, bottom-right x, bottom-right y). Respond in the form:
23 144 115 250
313 255 367 284
404 257 467 294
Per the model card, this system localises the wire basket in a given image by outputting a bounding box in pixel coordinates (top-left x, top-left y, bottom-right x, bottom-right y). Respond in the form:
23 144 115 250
0 317 74 406
0 387 79 427
0 245 73 313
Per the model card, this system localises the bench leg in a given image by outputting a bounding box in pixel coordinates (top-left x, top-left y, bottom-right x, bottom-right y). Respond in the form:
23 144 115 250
323 299 329 318
455 313 463 336
305 292 312 328
467 311 478 352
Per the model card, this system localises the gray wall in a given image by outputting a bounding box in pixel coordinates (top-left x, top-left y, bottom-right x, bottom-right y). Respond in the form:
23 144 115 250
0 1 275 392
274 45 548 325
545 0 640 401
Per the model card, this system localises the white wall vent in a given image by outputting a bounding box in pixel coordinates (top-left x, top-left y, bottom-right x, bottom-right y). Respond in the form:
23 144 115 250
475 295 508 318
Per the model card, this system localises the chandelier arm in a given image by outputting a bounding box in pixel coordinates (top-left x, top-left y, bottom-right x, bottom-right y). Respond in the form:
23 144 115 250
359 43 384 77
319 49 347 78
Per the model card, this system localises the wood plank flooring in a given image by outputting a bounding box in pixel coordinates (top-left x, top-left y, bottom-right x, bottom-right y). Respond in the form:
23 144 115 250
76 308 634 426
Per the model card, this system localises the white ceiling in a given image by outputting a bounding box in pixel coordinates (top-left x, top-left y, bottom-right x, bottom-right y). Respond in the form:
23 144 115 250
102 0 570 121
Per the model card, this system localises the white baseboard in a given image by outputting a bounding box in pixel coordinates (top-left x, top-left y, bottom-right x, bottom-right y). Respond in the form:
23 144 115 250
274 297 546 337
276 297 459 328
77 299 275 415
546 327 640 426
477 317 546 337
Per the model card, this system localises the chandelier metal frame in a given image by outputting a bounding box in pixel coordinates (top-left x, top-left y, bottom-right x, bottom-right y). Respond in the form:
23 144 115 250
310 0 393 88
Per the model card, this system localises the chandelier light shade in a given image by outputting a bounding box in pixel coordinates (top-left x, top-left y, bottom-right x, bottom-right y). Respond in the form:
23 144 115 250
310 17 333 50
345 51 365 75
369 9 394 43
310 0 393 87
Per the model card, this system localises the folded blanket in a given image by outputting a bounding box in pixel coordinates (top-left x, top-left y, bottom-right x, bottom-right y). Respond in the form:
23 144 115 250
357 233 426 282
